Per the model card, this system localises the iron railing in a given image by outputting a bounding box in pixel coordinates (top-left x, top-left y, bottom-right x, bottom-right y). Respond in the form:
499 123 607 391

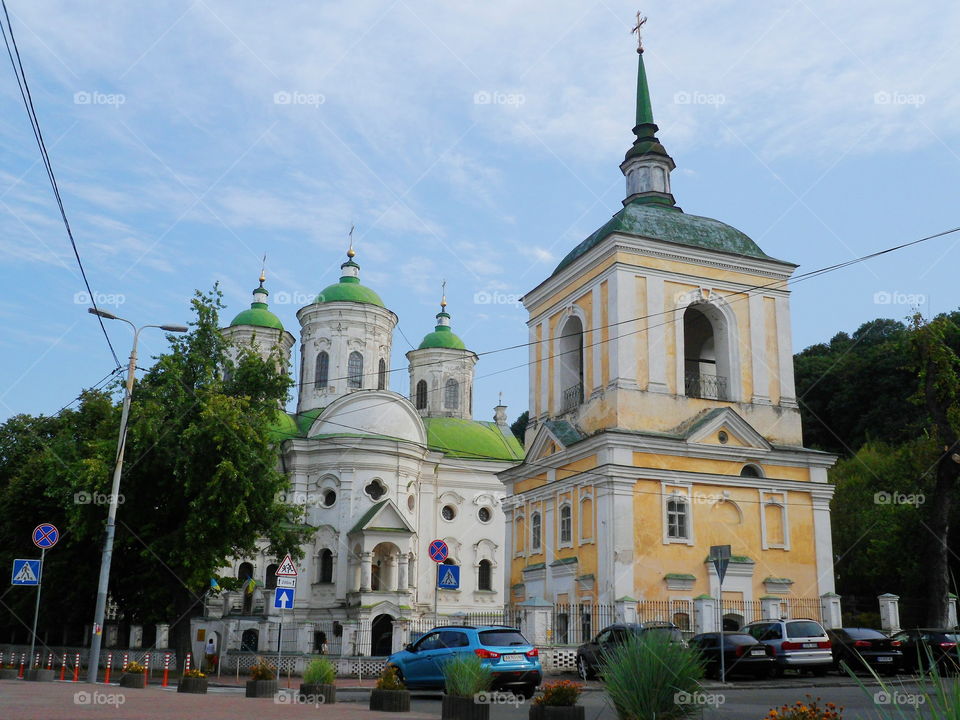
561 383 583 412
685 372 728 401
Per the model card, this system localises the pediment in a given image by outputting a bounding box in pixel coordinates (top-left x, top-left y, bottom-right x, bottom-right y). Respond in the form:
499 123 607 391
683 408 771 451
525 420 585 461
348 499 415 536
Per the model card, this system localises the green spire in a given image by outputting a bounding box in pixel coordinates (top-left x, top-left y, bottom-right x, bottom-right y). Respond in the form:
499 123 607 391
635 50 654 128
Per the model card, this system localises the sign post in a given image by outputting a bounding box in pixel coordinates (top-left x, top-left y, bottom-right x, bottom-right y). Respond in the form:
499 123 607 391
274 556 297 681
428 540 449 627
24 523 58 672
709 544 731 684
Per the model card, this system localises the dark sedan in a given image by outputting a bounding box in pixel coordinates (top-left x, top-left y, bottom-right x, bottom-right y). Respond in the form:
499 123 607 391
890 629 960 673
575 622 684 680
689 632 776 679
827 628 902 675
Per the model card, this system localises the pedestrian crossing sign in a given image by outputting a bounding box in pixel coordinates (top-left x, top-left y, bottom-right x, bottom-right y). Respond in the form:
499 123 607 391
437 564 460 590
11 559 41 586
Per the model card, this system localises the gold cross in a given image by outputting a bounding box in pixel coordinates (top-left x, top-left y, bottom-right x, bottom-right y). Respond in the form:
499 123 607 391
632 10 647 53
259 254 266 284
441 279 447 308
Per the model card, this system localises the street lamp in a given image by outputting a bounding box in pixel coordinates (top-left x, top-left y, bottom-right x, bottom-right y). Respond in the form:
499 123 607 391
85 307 187 683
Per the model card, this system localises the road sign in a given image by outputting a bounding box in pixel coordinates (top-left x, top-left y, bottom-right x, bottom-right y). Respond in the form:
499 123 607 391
274 587 295 609
437 564 460 590
428 539 449 563
11 559 41 586
276 576 297 589
32 523 59 549
709 544 731 585
275 554 298 577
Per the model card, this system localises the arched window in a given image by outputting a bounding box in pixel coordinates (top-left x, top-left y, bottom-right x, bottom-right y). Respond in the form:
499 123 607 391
444 378 459 409
682 303 731 401
531 512 542 551
740 464 763 478
415 380 428 409
558 315 584 411
265 563 278 589
319 549 334 584
315 351 329 388
559 504 573 544
347 351 363 389
666 497 689 540
240 629 259 652
478 560 492 591
237 562 253 582
378 358 387 390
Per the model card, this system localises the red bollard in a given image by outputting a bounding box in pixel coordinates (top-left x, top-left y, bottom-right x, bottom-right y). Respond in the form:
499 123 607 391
143 653 150 687
184 652 191 674
104 653 113 684
122 653 129 672
60 655 67 681
73 653 80 682
18 653 25 678
162 652 170 687
46 653 53 670
34 652 40 669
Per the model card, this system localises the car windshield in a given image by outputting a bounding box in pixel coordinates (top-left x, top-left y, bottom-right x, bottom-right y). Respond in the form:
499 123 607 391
643 627 683 642
479 630 529 647
787 621 826 639
845 628 886 640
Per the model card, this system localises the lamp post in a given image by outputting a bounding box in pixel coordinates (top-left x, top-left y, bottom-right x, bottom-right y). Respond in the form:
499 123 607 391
85 308 187 683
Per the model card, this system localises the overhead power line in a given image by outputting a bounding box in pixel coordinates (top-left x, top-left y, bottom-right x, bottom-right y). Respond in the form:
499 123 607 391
0 0 121 368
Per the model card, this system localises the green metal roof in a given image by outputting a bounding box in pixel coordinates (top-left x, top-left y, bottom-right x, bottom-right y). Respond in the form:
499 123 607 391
229 302 284 331
423 417 524 461
553 199 777 276
418 324 466 350
267 411 299 442
293 408 325 435
315 276 385 307
350 500 387 534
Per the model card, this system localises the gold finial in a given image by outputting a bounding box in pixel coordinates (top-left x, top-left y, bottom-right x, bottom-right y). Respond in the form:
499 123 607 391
347 224 356 258
259 254 266 285
440 279 447 309
632 10 647 53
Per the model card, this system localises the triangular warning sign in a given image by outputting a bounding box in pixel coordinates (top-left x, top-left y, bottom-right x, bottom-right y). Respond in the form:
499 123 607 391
14 563 37 583
275 554 298 577
440 568 457 586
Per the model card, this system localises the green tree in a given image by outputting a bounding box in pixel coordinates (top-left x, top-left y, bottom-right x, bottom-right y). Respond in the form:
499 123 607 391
510 410 529 445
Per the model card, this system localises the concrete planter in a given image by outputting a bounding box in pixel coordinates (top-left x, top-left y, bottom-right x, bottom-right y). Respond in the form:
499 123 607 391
300 682 336 705
245 679 278 698
369 688 411 713
24 669 55 682
529 706 586 720
119 673 146 688
0 668 20 679
442 695 490 720
177 676 208 694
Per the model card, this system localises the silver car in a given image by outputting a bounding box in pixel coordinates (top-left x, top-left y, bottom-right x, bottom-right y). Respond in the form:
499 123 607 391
743 619 833 676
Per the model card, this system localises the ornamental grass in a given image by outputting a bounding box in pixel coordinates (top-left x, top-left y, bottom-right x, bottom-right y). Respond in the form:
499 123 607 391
441 653 493 698
303 658 336 685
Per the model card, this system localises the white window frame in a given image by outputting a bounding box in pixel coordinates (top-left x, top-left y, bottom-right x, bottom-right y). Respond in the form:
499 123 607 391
530 510 542 552
558 502 573 548
760 490 790 550
661 483 694 545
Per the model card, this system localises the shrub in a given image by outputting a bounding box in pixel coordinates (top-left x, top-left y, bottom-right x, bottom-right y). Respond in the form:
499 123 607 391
761 696 843 720
249 657 276 681
533 679 583 706
303 658 335 685
182 668 205 679
442 653 493 698
601 631 704 719
376 664 406 691
123 661 146 674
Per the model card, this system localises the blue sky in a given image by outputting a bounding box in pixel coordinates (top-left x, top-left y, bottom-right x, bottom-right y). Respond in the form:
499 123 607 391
2 0 959 423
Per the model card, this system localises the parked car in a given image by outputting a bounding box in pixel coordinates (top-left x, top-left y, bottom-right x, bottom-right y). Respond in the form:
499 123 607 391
575 621 685 680
688 632 776 679
827 627 902 676
386 625 542 697
743 619 832 676
889 629 960 673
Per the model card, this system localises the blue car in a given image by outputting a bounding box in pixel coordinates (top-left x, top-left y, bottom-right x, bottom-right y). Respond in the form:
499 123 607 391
386 625 542 697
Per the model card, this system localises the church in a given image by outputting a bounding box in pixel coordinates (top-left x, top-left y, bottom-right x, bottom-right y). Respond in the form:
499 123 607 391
498 34 838 632
197 249 523 660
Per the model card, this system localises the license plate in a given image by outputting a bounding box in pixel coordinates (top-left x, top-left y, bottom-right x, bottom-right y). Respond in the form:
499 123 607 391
501 654 524 663
750 649 767 656
802 643 817 648
877 657 892 662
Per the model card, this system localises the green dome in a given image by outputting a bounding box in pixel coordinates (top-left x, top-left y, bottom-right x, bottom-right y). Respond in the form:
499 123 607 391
423 417 524 461
315 276 385 307
267 411 299 442
230 302 284 331
554 199 780 276
418 323 466 350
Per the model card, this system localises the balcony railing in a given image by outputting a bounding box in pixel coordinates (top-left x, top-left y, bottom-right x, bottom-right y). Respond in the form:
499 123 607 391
685 372 728 401
561 382 583 412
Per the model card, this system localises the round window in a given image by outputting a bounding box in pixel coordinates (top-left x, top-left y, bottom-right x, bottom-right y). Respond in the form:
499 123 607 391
322 489 337 507
718 430 729 444
441 505 456 521
478 507 492 523
407 495 416 511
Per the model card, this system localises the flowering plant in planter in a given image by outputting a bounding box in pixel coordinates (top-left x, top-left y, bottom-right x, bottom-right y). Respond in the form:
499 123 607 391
183 668 206 679
533 680 583 706
123 661 146 674
249 657 276 681
376 665 406 691
761 696 843 720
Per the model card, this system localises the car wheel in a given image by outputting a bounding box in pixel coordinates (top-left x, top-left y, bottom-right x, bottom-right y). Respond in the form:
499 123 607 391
517 685 537 700
576 656 593 681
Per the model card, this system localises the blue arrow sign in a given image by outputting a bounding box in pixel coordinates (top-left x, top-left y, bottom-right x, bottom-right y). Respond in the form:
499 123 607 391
11 559 41 586
274 587 295 609
437 564 460 590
